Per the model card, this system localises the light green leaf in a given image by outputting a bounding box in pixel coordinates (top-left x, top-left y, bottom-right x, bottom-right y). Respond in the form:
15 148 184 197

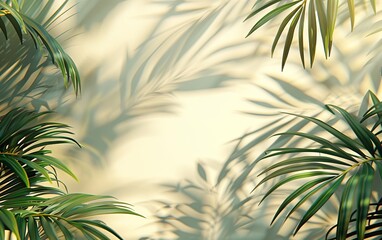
347 0 355 30
327 0 338 55
370 0 376 13
282 7 303 70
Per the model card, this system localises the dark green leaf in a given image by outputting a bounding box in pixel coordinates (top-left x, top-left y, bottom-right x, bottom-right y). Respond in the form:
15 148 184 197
356 163 375 239
40 217 59 240
259 171 336 204
328 104 382 157
0 209 21 240
1 155 30 187
336 171 360 240
285 112 366 158
294 175 344 234
0 17 7 39
245 0 282 21
246 1 303 37
271 176 333 224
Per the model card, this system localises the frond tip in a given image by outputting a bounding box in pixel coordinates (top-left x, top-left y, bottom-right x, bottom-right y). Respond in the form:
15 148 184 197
246 0 378 68
0 1 81 94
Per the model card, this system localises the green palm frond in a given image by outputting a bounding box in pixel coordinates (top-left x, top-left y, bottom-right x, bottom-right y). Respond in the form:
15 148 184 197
246 0 379 69
0 193 141 240
255 91 382 239
0 108 79 187
10 194 141 240
0 0 80 94
326 198 382 239
0 108 141 239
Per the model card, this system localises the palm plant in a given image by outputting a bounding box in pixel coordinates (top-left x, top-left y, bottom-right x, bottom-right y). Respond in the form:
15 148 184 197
0 1 140 239
246 0 379 69
241 0 382 239
254 91 382 239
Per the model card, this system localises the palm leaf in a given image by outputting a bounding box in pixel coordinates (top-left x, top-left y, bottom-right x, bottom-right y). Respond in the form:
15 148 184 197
0 1 80 94
0 108 142 239
327 198 382 239
246 0 379 67
253 91 382 237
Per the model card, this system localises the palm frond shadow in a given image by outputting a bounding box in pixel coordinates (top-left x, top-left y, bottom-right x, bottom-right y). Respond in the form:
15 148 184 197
139 141 338 240
0 0 79 115
226 13 382 177
75 0 128 29
0 36 50 114
59 0 270 166
216 38 380 237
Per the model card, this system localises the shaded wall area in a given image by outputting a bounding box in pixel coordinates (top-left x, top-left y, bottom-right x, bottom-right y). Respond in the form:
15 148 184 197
2 0 381 239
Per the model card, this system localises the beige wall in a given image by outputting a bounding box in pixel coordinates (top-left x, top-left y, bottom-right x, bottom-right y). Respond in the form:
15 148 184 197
33 0 382 239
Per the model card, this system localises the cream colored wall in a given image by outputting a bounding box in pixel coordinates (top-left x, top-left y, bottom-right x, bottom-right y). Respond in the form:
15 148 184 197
41 0 382 239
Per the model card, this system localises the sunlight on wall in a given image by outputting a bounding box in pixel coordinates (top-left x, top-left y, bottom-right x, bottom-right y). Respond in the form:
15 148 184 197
43 0 382 239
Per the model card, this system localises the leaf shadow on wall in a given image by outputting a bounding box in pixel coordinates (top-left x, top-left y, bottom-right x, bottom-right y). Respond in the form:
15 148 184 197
0 1 76 116
138 141 339 240
58 0 268 166
137 5 382 239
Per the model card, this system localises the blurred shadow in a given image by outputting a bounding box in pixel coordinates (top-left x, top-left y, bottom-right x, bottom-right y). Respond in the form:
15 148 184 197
75 0 128 29
0 0 76 115
228 10 382 178
57 0 268 166
139 141 337 239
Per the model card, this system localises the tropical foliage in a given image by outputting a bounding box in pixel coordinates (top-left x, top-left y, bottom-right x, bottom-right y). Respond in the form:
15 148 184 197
246 0 378 69
0 0 140 239
241 0 382 239
253 91 382 239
